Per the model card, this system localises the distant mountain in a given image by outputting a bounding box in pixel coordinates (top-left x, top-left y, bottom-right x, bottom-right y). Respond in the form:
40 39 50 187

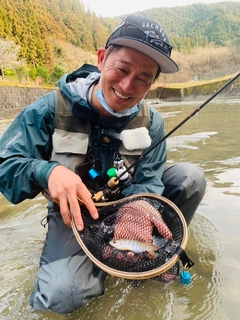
0 0 239 69
141 2 240 51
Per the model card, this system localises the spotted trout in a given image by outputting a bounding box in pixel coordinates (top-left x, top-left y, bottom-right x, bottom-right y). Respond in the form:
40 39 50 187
109 239 159 259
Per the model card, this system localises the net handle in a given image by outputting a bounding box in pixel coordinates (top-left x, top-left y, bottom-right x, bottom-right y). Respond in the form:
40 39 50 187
71 193 189 280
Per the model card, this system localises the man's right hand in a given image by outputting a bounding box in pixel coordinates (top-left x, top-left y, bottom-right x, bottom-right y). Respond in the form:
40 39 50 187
48 165 99 231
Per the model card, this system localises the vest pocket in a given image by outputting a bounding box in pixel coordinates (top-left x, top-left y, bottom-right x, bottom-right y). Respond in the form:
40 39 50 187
51 129 89 171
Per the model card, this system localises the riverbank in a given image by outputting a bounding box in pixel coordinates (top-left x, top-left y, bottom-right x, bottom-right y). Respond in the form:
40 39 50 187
146 73 240 101
0 85 53 119
0 73 239 118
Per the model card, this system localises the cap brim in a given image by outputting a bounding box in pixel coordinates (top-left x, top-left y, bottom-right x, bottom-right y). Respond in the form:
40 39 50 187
109 38 178 74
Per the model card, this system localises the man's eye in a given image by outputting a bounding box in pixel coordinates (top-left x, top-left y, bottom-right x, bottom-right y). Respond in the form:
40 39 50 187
117 67 127 73
139 78 150 85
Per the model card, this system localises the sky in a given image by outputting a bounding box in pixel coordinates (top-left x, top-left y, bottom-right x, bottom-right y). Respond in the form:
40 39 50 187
82 0 239 17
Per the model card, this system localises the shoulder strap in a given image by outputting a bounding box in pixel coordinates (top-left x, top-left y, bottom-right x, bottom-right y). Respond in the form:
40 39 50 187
54 89 91 134
124 101 150 130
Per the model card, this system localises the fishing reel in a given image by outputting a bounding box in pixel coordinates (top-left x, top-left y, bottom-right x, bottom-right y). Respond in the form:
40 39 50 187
92 159 133 203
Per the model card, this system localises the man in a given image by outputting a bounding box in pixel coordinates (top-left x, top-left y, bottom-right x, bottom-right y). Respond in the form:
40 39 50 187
0 14 206 314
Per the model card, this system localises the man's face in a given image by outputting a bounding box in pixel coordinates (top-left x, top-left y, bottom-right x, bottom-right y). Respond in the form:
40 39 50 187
98 46 159 113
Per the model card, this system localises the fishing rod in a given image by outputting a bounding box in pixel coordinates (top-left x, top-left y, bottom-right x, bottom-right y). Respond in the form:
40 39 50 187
91 72 240 201
116 71 240 180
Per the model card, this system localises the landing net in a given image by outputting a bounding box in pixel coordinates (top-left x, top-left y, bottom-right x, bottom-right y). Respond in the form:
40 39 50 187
71 194 189 280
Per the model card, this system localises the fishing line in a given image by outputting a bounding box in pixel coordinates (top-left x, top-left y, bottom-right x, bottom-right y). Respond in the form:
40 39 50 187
117 72 240 180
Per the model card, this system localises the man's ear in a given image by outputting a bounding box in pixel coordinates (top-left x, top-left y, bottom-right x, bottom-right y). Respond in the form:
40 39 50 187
97 48 106 71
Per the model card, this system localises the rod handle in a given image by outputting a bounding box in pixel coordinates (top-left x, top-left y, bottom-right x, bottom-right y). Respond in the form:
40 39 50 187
107 177 119 188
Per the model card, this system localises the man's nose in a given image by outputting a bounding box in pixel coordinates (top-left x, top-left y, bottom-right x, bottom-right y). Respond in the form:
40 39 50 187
119 76 134 93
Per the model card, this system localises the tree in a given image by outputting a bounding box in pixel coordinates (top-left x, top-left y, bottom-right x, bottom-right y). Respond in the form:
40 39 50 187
50 65 65 85
36 66 50 84
0 38 20 79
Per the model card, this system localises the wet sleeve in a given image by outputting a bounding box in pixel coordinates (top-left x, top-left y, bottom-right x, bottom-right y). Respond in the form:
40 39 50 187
0 92 59 204
121 107 167 197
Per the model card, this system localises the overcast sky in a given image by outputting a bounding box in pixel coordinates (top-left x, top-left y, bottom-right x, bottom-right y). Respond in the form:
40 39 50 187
82 0 239 17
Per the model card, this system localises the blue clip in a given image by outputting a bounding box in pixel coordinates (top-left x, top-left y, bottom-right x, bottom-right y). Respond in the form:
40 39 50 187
88 168 100 180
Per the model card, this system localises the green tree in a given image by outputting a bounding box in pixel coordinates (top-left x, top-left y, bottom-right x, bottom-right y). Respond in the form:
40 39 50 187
36 66 50 84
28 67 37 81
50 65 65 85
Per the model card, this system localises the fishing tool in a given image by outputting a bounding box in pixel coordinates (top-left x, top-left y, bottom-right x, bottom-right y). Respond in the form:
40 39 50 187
71 72 240 282
91 72 240 202
72 193 193 280
112 72 240 183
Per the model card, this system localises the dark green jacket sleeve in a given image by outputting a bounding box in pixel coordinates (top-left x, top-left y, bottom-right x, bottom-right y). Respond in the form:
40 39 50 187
122 106 167 197
0 92 59 204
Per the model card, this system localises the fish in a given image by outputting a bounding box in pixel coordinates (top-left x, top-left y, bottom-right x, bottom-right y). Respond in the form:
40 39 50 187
109 239 159 259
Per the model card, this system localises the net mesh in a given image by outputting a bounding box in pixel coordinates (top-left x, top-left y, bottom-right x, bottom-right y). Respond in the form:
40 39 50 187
72 194 187 282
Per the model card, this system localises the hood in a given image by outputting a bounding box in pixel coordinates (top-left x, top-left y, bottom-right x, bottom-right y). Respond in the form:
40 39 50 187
58 72 100 109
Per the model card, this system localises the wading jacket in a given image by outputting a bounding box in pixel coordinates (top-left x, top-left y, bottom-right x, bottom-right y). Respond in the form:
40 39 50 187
0 72 167 205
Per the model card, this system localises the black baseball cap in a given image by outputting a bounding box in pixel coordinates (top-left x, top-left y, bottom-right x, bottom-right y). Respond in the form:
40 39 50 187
105 14 178 74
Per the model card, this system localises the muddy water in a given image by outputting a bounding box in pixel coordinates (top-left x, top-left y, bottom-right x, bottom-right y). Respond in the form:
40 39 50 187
0 98 240 320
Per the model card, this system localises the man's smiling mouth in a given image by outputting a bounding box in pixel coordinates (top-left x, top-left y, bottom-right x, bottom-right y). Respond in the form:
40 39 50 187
114 89 130 100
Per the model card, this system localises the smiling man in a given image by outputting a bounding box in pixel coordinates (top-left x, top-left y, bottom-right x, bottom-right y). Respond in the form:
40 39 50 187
93 46 159 115
0 14 206 314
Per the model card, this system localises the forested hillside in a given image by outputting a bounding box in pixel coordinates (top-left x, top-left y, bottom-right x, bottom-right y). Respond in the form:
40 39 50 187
0 0 240 83
143 2 240 51
0 0 119 68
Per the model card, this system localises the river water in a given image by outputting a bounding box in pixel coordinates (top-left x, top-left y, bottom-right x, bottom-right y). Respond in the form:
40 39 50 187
0 98 240 320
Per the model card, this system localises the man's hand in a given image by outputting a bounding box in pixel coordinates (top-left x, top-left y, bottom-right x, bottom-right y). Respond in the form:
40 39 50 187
48 165 99 231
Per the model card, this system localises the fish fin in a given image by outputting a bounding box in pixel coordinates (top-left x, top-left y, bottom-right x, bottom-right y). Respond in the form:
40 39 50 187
149 250 157 259
148 245 159 259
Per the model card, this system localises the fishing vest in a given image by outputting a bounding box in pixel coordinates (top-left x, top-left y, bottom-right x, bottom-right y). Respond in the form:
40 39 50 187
51 89 151 174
